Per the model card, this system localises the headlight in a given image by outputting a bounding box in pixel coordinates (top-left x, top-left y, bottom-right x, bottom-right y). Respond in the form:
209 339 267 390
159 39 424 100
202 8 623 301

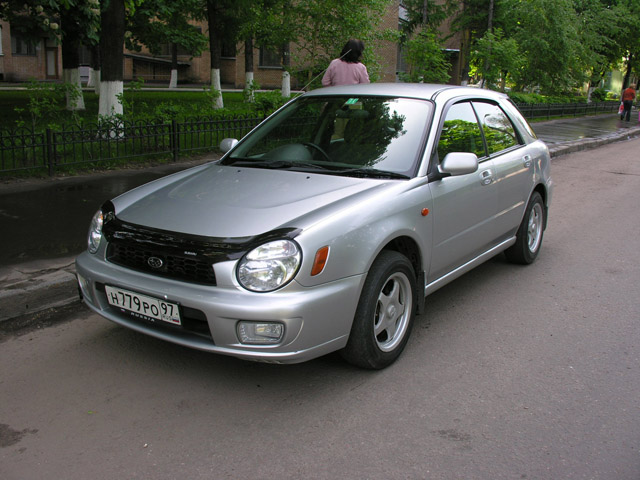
237 240 301 292
87 209 104 254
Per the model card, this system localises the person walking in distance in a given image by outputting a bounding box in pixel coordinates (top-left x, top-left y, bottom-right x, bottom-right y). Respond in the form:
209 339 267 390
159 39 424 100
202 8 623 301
621 84 636 122
322 39 370 87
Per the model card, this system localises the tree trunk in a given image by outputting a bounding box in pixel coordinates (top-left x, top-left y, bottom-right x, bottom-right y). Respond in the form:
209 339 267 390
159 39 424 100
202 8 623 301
87 45 101 95
244 37 254 102
169 43 178 88
281 43 291 97
99 0 125 120
622 53 633 90
206 1 224 108
60 8 85 110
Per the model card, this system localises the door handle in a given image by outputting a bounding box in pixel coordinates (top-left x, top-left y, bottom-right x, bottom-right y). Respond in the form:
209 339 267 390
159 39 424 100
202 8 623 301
480 169 493 185
523 155 532 168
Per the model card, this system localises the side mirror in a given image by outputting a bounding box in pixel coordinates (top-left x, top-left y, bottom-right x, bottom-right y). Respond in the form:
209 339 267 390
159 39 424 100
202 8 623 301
439 152 479 176
220 138 239 153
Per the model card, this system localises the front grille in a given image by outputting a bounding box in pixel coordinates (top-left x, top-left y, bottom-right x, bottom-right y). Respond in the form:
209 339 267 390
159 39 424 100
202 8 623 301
99 200 301 286
107 243 217 285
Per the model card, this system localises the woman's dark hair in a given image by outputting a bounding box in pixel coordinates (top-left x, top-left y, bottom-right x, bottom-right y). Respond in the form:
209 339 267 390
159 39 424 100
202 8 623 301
340 39 365 63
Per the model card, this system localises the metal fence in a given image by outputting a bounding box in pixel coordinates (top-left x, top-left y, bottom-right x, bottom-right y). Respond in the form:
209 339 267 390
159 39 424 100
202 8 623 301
0 101 622 176
515 101 620 120
0 114 265 176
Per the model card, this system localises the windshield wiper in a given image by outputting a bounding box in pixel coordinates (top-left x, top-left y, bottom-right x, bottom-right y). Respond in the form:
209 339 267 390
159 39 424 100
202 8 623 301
223 157 335 171
336 168 410 179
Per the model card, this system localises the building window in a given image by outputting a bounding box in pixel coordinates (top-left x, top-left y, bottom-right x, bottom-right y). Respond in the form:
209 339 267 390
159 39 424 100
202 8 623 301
260 47 281 68
221 40 236 59
11 33 37 56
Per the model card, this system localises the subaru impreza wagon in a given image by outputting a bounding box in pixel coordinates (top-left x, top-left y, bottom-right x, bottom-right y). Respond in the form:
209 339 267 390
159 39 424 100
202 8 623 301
76 83 553 369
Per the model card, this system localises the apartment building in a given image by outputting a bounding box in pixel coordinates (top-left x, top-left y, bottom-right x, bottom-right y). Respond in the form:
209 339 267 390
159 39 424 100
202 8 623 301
0 1 463 88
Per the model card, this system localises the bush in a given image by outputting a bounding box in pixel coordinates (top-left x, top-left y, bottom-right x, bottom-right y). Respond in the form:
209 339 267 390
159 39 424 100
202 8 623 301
590 88 608 102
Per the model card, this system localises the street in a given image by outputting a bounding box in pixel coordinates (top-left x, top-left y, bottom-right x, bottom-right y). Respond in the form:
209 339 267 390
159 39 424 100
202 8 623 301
1 138 639 479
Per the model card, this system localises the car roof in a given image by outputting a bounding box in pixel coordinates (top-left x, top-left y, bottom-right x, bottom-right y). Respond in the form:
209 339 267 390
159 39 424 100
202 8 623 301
303 83 508 103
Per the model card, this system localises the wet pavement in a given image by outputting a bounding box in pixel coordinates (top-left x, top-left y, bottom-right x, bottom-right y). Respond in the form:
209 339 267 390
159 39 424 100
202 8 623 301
532 113 640 144
0 112 639 322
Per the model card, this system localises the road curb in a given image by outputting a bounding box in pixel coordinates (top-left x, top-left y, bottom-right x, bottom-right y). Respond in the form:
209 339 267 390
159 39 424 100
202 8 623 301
0 257 79 322
548 124 640 157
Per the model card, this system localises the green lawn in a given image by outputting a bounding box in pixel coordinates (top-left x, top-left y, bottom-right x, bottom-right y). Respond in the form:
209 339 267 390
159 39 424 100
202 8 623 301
0 88 259 131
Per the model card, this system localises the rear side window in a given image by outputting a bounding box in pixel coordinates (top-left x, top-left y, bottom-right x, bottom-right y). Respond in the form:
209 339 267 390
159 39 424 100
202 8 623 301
472 101 519 155
437 102 486 161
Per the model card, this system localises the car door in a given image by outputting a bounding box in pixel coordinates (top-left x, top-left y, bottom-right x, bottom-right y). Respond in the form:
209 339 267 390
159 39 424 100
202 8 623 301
427 101 499 282
472 101 533 239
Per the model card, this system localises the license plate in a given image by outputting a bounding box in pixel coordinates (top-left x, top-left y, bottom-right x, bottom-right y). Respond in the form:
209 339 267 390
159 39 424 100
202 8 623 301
105 286 181 326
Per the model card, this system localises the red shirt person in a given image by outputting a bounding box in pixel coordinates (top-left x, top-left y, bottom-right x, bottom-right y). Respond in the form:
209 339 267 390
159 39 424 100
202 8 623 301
621 84 636 121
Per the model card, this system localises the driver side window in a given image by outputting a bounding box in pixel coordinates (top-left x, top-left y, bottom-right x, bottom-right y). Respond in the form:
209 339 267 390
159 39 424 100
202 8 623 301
437 102 486 161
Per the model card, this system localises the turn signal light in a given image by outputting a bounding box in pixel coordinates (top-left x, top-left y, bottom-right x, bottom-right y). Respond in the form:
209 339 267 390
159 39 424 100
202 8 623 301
311 246 330 276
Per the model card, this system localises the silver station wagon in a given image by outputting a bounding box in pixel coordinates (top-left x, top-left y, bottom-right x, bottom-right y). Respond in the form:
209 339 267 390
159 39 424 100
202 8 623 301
76 83 553 369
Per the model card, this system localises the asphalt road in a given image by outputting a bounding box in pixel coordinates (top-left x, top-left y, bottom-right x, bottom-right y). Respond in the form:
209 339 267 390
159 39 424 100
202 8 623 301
2 138 639 480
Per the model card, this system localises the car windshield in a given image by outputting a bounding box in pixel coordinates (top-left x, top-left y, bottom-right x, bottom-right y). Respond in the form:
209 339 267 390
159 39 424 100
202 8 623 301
223 95 433 178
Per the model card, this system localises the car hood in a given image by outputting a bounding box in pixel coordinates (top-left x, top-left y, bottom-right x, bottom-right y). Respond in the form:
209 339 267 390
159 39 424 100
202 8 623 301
112 163 395 238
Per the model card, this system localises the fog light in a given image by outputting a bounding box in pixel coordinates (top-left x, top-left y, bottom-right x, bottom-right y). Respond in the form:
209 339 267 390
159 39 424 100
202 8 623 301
237 322 284 345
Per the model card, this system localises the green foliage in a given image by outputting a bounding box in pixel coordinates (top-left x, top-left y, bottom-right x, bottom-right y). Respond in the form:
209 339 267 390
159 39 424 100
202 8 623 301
12 81 83 130
126 0 208 57
2 85 289 132
253 90 288 115
400 32 451 84
590 88 608 102
243 80 260 103
470 28 522 90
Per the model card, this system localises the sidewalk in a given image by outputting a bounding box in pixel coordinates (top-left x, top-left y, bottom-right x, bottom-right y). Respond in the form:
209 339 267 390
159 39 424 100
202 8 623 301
2 113 640 323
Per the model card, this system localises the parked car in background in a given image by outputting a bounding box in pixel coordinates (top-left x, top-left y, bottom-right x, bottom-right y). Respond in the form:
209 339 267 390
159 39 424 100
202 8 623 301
76 83 553 369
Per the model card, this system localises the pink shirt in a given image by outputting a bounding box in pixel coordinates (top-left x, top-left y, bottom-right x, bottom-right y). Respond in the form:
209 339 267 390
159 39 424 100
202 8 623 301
322 59 370 87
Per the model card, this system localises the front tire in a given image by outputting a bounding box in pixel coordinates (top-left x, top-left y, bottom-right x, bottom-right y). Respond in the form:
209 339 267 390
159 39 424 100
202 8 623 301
505 191 545 264
341 251 417 369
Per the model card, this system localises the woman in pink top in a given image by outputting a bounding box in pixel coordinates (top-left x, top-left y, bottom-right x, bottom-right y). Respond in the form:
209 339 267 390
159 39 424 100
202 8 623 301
322 39 370 87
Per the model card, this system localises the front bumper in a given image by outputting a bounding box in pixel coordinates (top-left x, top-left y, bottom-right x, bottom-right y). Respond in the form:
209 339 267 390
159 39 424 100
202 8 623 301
76 251 364 364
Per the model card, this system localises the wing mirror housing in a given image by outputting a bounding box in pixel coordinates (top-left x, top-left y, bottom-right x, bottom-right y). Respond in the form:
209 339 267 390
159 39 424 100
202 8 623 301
439 152 479 176
220 138 239 153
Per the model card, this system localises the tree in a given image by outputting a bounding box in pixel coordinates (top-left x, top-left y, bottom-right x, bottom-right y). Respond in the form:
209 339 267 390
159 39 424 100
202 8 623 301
470 28 521 90
402 31 451 83
286 0 393 88
127 0 208 88
99 0 125 120
0 0 98 110
59 1 100 110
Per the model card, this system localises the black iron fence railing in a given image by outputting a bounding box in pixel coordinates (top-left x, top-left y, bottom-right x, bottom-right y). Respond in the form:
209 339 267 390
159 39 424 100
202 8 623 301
0 102 622 176
514 101 620 120
0 114 265 176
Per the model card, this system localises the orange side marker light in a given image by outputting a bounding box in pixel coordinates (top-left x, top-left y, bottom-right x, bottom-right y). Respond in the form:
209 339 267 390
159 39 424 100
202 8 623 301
311 246 330 276
421 208 430 217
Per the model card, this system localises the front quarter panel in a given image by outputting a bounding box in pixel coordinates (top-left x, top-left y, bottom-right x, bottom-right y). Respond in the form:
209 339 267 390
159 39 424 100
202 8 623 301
293 178 433 288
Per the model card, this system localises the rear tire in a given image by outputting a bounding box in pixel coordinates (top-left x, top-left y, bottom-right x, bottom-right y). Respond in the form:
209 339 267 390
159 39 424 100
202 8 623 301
341 251 416 369
505 191 545 265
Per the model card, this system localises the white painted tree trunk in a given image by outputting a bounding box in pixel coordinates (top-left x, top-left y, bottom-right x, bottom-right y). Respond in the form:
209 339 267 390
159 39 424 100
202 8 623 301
282 71 291 97
211 68 224 109
98 80 124 119
87 69 101 95
63 68 86 111
169 69 178 89
93 69 101 95
245 71 254 102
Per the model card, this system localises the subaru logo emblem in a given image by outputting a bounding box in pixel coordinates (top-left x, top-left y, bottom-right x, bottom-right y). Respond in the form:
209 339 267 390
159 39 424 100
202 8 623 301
147 256 164 269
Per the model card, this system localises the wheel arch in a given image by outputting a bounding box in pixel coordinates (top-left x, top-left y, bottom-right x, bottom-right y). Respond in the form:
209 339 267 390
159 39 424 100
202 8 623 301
379 235 426 314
